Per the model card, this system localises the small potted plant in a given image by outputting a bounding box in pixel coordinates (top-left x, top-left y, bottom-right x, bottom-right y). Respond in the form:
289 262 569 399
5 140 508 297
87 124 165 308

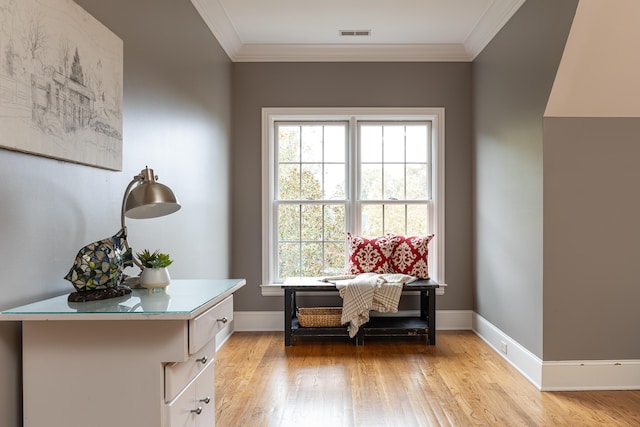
136 249 173 293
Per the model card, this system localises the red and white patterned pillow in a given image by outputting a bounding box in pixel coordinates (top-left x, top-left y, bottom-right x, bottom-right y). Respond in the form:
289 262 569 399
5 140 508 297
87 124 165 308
346 233 400 274
391 235 434 279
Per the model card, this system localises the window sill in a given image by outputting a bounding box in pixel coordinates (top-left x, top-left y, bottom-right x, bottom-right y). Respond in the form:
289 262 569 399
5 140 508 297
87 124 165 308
260 283 446 297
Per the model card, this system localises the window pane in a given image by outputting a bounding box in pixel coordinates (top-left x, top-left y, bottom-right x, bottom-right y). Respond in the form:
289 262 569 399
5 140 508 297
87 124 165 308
278 125 300 163
383 164 405 200
383 125 405 163
361 204 383 237
301 126 323 162
278 204 300 241
360 164 382 200
324 164 345 199
324 125 346 163
301 164 322 200
301 205 322 241
360 125 382 163
324 242 346 276
361 204 430 237
406 125 428 163
406 164 428 200
324 204 345 241
278 164 300 200
384 204 406 235
301 242 323 276
279 203 346 279
279 242 300 278
407 205 429 235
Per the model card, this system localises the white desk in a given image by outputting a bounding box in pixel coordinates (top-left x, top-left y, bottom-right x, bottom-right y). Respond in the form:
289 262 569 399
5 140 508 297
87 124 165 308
1 279 246 427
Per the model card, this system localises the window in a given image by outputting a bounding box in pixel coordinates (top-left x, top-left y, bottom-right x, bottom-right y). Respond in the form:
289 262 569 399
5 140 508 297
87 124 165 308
262 108 445 292
275 121 348 279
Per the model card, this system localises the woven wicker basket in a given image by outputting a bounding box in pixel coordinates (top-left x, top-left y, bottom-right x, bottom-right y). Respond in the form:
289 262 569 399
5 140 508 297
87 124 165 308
297 307 343 327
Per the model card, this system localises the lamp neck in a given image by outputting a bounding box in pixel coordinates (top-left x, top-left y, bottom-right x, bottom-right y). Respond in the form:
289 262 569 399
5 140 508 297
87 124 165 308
121 176 142 231
121 172 145 270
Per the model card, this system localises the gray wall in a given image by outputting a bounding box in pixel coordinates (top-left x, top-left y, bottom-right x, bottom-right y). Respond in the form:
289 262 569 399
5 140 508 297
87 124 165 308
231 62 473 312
472 0 578 358
544 118 640 360
0 1 232 425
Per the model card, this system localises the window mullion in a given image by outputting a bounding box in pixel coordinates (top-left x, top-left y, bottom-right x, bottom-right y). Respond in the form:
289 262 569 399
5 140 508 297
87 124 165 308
350 117 359 234
404 125 408 202
298 125 303 200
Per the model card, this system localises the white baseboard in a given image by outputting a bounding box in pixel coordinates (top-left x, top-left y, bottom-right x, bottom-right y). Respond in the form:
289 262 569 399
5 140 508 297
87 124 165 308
233 309 474 332
435 310 473 330
215 321 234 351
234 311 283 331
472 313 543 388
541 360 640 391
472 313 640 391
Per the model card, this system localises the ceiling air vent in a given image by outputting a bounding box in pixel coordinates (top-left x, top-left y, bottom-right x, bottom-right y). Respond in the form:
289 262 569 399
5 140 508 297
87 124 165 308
339 30 371 37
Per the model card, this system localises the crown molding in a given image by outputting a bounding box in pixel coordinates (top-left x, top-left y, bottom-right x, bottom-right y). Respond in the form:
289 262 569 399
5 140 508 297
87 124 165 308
192 0 526 62
464 0 526 59
190 0 242 59
234 43 470 62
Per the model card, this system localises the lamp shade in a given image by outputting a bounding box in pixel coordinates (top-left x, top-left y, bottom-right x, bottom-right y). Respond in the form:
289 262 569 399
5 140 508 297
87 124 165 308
123 167 181 219
124 182 180 219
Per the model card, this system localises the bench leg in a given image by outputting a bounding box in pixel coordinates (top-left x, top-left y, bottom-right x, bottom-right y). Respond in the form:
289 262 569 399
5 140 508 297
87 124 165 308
284 289 293 346
427 290 436 345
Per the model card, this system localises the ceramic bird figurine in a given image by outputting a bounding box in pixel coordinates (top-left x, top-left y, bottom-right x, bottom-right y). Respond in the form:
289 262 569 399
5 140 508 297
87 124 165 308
65 228 133 293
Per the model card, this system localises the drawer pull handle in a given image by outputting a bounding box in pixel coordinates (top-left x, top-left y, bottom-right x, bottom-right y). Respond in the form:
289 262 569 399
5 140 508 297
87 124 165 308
196 356 208 364
191 407 203 415
217 317 228 323
200 396 211 404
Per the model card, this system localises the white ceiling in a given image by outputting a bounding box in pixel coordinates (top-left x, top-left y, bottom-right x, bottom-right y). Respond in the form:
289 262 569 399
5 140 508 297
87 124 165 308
190 0 525 62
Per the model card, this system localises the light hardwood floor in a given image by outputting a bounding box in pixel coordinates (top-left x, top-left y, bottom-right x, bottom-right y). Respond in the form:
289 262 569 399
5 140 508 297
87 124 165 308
214 331 640 426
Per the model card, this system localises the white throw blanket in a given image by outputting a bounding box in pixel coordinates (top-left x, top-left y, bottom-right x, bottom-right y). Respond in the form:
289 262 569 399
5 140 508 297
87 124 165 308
323 273 417 337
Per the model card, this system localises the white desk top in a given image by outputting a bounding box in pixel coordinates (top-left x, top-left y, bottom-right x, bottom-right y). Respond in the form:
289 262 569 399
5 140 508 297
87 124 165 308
0 279 246 321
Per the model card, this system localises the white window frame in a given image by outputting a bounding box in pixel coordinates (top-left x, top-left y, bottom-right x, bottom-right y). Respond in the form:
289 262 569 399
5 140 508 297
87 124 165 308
261 107 445 296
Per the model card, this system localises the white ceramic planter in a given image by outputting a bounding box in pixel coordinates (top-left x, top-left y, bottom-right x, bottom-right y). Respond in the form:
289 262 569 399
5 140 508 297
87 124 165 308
140 267 171 293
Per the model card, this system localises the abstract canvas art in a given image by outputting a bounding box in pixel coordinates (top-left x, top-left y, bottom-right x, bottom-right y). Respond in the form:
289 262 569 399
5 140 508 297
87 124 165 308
0 0 123 170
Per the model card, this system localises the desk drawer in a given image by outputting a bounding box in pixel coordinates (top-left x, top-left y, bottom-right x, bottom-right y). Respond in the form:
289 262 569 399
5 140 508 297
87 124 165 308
165 339 214 402
189 295 233 354
165 362 214 426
